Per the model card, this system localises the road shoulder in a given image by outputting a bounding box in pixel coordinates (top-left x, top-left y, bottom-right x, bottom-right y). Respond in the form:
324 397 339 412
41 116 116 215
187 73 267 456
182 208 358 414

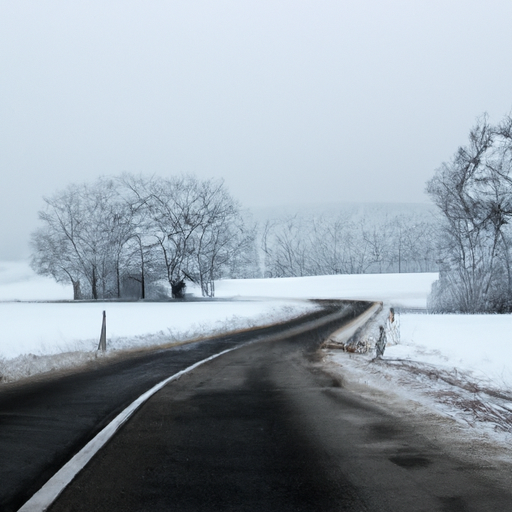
321 349 512 492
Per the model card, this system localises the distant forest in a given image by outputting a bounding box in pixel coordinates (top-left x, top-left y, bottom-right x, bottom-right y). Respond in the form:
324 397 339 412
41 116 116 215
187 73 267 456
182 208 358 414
30 173 439 300
260 207 437 278
29 111 512 314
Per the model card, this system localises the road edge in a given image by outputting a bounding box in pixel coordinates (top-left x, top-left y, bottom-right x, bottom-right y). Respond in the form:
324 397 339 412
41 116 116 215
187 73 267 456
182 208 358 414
17 347 239 512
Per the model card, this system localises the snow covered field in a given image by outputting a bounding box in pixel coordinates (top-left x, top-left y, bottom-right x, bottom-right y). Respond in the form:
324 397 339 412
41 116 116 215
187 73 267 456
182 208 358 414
392 314 512 390
215 272 435 308
4 260 512 444
0 262 429 380
0 262 321 381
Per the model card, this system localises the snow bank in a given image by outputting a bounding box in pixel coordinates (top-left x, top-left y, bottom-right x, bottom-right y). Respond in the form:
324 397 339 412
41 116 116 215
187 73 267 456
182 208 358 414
216 272 437 308
388 313 512 390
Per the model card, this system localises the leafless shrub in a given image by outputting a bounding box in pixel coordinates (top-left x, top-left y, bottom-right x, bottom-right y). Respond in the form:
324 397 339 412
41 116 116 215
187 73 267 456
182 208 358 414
384 358 512 432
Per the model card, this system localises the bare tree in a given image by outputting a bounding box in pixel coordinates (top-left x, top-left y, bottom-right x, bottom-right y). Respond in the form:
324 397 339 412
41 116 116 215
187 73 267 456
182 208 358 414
31 183 94 299
307 215 348 275
261 215 312 277
115 173 164 299
31 223 84 300
426 114 512 312
188 179 253 296
362 220 392 273
116 173 253 297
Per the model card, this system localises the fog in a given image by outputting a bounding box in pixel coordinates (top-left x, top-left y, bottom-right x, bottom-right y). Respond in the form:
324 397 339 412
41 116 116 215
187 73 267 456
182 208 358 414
1 1 512 259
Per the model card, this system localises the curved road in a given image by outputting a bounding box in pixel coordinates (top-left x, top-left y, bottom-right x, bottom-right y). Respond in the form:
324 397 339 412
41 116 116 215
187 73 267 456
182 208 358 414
51 309 512 511
0 300 365 512
6 299 512 511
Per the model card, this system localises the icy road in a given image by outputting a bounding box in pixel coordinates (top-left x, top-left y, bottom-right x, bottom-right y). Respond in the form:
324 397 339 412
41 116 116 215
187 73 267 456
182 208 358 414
5 299 512 512
2 300 361 511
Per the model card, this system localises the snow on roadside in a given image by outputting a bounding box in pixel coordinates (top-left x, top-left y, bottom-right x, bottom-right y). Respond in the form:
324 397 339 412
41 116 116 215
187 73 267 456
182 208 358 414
0 300 317 359
215 272 437 309
392 313 512 391
326 308 512 446
0 299 317 382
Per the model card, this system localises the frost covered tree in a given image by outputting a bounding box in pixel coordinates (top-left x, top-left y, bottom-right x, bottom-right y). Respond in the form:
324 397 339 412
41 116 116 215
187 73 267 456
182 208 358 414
260 210 437 278
31 173 253 299
120 174 249 297
261 216 312 277
426 114 512 312
189 182 257 296
31 178 135 299
31 182 98 299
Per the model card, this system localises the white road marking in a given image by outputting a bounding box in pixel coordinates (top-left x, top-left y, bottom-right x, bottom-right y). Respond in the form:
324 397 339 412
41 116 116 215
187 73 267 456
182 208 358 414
17 347 239 512
18 303 375 511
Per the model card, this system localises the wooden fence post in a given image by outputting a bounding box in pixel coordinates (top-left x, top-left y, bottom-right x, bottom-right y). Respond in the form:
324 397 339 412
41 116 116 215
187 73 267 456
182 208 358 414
97 310 107 352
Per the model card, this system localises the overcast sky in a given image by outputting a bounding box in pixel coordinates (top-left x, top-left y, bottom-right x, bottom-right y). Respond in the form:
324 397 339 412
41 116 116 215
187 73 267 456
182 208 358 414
2 1 512 259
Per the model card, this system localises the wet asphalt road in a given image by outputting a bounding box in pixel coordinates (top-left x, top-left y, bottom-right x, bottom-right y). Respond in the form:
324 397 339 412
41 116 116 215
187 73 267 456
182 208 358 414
49 312 512 511
0 300 363 512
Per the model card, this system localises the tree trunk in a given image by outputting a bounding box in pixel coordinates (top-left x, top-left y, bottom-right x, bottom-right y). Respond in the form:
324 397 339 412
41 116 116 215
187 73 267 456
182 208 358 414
72 279 82 300
140 269 145 299
92 266 98 300
116 263 121 299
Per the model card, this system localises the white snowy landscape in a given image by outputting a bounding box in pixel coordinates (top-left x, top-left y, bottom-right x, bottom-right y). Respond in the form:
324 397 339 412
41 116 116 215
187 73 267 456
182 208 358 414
2 261 512 449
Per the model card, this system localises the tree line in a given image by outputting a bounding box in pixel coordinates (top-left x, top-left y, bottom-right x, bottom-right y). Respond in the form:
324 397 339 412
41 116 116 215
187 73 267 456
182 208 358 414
31 174 257 300
261 212 438 278
427 113 512 313
31 175 440 301
32 109 512 312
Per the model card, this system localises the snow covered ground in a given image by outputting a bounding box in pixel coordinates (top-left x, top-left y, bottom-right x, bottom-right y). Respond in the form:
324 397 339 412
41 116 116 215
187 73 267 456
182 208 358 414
215 272 435 308
3 261 512 449
0 260 71 301
392 314 512 391
0 262 321 382
327 308 512 449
